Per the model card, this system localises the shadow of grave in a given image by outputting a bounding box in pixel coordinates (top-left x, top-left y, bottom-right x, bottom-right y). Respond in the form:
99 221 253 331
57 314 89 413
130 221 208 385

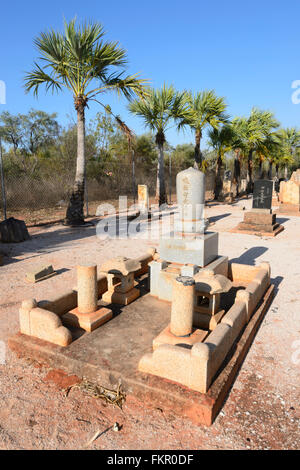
209 213 231 224
230 246 269 266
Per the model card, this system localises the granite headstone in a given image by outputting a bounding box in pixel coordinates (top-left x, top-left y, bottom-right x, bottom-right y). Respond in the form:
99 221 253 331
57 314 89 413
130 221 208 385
252 180 273 210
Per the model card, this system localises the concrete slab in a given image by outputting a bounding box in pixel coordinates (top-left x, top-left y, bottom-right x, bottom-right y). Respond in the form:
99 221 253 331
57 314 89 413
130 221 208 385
8 277 274 426
230 225 284 237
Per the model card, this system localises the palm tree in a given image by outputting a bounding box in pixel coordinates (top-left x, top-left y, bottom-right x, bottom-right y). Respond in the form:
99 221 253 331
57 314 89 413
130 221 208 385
230 118 248 196
129 84 188 205
277 128 300 179
180 90 229 169
233 109 279 193
24 19 147 225
254 132 280 179
207 124 234 199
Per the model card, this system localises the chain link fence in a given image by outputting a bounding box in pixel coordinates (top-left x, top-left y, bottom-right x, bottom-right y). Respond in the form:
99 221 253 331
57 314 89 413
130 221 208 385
0 156 285 226
0 158 216 225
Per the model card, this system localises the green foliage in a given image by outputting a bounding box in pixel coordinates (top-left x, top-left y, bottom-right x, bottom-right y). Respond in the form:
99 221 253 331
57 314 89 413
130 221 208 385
232 108 280 155
21 109 60 154
276 128 300 169
180 90 229 134
128 84 189 145
134 133 158 166
207 125 234 160
171 143 195 167
89 111 117 154
24 18 148 105
0 111 24 152
0 109 60 156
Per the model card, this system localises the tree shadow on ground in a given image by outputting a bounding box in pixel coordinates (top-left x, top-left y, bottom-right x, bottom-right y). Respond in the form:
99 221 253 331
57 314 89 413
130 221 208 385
0 221 99 264
0 209 168 265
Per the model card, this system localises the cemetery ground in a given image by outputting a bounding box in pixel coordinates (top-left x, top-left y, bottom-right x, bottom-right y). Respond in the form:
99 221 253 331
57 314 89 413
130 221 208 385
0 199 299 450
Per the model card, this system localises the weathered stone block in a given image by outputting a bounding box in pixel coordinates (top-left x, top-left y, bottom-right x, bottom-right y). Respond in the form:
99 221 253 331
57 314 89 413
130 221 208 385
238 221 279 233
159 231 218 267
62 306 112 333
221 301 247 341
279 202 300 214
280 180 300 205
19 300 72 347
114 272 135 293
135 248 156 276
38 290 77 316
102 287 140 305
25 264 55 283
149 260 168 297
244 211 275 225
139 344 192 386
153 324 208 350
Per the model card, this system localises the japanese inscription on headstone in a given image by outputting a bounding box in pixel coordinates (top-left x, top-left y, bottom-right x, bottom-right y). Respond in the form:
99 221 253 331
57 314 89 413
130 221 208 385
252 180 273 210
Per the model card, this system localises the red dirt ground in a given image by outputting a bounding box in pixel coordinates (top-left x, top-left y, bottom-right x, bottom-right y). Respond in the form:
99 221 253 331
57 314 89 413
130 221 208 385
0 199 299 449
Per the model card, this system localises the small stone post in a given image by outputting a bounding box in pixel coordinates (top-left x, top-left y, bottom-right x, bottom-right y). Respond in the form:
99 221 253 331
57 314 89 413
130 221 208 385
77 264 98 314
170 276 195 337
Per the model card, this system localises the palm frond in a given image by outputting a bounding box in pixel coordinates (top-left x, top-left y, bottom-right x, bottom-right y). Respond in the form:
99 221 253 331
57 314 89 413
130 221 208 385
24 18 148 102
115 115 135 145
24 62 63 95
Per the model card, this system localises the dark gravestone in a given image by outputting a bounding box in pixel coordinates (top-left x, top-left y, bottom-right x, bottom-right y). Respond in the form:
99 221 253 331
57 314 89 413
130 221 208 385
0 217 30 243
252 180 273 210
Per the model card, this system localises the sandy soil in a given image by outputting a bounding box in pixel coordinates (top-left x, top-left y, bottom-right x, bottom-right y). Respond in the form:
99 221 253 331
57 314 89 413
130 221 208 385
0 199 299 450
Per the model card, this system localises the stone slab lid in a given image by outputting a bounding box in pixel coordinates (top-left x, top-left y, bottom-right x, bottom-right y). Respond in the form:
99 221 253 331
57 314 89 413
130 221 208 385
100 256 141 276
194 269 232 294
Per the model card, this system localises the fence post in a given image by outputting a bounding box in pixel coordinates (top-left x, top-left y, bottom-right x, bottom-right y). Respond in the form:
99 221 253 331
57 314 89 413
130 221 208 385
0 136 7 220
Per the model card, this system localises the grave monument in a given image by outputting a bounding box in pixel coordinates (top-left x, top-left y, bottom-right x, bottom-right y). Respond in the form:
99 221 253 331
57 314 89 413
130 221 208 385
137 184 149 215
232 179 284 236
11 167 275 426
279 169 300 215
150 167 228 301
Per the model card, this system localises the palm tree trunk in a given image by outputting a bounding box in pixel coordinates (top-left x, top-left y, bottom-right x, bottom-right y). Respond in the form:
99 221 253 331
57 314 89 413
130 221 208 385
214 152 222 200
284 165 288 180
246 149 254 194
194 129 202 170
275 163 279 179
233 150 241 197
156 142 166 206
268 160 273 180
259 158 263 179
65 99 86 225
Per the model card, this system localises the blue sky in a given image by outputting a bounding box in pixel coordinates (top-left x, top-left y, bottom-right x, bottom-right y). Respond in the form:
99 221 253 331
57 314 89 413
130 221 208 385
1 0 300 148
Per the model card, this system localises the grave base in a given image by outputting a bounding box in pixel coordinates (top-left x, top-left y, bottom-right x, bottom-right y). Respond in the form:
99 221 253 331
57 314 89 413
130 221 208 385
230 209 284 237
278 202 300 216
102 287 140 305
62 306 112 332
8 284 274 426
152 324 209 350
230 224 284 237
